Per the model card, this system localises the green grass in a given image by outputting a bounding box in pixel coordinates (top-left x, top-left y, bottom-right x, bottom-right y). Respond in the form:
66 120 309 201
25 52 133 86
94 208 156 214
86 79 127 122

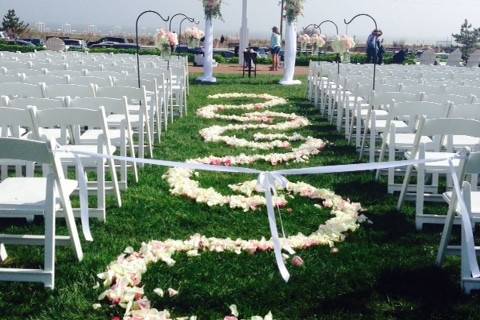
0 74 479 319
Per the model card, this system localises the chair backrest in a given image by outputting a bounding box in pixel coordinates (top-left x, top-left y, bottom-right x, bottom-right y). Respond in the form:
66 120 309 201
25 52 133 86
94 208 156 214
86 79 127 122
464 151 480 175
448 103 480 120
0 107 34 137
8 97 65 109
466 49 480 68
446 49 463 67
24 75 68 85
419 49 436 65
95 85 146 103
0 82 44 98
402 84 447 95
0 137 54 164
32 107 105 129
44 84 95 99
423 93 472 106
390 100 449 118
69 76 112 87
372 91 421 107
68 96 127 116
420 117 480 139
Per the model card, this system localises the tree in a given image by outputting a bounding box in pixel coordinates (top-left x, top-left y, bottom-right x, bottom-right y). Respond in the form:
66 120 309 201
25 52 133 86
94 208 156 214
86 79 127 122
1 9 29 38
452 19 480 60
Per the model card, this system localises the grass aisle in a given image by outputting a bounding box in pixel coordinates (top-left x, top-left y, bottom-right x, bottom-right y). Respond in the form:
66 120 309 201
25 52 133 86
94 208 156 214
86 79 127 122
0 74 479 319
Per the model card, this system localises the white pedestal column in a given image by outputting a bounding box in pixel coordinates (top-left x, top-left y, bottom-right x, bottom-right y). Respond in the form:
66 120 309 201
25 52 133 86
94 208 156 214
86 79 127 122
199 17 216 83
239 0 249 65
280 21 301 85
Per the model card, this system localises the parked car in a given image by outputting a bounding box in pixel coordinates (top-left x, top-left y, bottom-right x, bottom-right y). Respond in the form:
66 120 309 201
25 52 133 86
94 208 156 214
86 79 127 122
63 39 87 50
256 47 270 59
89 41 138 50
175 45 189 54
213 49 235 58
21 38 45 47
5 39 35 47
88 37 131 48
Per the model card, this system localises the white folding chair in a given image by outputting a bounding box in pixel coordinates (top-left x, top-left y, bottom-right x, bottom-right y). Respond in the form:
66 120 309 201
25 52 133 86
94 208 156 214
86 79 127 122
30 107 122 221
397 118 480 229
0 138 83 289
436 151 480 293
376 101 451 193
95 86 153 161
68 96 138 186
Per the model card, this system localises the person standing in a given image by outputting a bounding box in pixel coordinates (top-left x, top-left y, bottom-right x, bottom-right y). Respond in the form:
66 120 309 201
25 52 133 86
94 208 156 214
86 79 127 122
271 26 281 71
366 29 379 64
377 30 385 64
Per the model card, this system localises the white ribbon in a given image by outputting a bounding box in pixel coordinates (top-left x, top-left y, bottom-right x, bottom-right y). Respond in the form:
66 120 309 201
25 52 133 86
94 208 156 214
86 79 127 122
54 147 464 282
257 172 291 281
73 154 93 242
448 159 480 278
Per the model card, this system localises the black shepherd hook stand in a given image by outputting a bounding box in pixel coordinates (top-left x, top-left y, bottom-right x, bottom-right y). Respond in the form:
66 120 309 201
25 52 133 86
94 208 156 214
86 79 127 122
303 23 319 33
169 13 198 32
316 20 340 74
135 10 170 88
344 13 378 90
179 16 200 43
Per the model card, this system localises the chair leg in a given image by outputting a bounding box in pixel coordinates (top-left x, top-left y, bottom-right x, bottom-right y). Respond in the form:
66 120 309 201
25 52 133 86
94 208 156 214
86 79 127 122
97 159 106 221
436 199 457 265
415 146 426 230
0 243 7 262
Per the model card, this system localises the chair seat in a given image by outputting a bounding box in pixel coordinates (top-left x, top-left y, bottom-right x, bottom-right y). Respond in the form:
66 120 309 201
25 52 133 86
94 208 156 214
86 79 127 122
443 191 480 215
26 128 66 142
79 129 126 146
0 177 77 212
382 133 433 149
360 109 388 118
107 114 141 127
406 151 460 171
443 135 480 149
370 120 409 132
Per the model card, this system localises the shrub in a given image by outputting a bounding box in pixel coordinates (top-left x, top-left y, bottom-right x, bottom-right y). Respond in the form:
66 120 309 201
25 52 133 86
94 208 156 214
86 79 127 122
0 44 44 53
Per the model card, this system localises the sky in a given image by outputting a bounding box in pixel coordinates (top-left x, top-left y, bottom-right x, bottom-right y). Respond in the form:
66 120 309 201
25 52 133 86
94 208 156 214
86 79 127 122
1 0 479 43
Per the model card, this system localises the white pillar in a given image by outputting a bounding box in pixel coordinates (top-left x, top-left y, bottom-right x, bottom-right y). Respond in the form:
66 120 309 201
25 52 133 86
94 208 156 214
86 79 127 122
199 17 216 83
280 21 301 85
239 0 249 65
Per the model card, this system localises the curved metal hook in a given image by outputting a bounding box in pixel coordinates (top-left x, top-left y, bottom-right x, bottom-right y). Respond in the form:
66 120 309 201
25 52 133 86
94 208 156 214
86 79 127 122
169 13 196 31
303 23 319 32
136 10 169 25
343 13 378 90
135 10 170 88
343 13 378 31
317 20 339 35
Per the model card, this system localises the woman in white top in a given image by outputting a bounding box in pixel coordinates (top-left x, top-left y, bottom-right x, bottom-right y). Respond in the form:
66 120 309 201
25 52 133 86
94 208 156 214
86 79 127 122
271 26 281 71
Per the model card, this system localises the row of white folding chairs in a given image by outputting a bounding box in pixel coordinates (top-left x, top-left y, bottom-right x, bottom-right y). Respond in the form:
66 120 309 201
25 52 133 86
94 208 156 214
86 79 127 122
0 83 155 160
0 97 136 190
0 103 137 288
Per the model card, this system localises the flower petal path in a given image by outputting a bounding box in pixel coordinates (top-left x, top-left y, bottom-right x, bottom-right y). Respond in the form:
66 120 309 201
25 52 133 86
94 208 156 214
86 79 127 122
96 93 364 320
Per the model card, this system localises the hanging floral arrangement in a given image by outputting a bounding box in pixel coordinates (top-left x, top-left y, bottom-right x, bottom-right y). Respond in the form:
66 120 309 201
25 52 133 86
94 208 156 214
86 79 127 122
155 29 178 54
283 0 305 23
298 33 311 52
331 35 356 62
310 34 326 55
202 0 223 20
184 26 205 48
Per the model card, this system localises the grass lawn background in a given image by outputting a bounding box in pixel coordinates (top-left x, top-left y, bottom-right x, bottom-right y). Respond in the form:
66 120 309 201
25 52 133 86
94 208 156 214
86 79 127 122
0 74 479 319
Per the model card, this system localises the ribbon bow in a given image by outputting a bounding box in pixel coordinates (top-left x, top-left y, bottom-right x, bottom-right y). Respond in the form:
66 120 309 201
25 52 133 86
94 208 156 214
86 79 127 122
257 172 291 282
